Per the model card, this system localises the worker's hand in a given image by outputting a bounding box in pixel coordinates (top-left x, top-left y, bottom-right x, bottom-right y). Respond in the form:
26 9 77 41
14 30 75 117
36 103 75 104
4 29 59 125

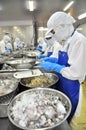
37 54 46 59
17 45 23 49
42 57 58 63
36 46 42 52
5 47 12 52
38 61 65 73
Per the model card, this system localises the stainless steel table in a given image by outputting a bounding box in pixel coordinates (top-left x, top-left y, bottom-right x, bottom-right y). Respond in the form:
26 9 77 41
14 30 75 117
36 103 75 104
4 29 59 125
0 118 71 130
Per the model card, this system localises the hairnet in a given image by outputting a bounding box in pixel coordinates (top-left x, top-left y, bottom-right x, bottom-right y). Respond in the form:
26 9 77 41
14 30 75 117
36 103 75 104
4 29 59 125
47 11 75 29
46 11 75 42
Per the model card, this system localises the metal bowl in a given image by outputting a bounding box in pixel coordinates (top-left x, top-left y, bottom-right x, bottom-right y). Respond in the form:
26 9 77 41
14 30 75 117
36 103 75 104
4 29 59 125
8 88 71 130
0 74 19 117
0 74 19 100
19 73 59 91
23 50 41 58
5 57 36 69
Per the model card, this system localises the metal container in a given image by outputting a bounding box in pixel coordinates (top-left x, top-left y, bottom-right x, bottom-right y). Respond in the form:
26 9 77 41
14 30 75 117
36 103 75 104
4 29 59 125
5 57 36 69
19 72 59 92
0 74 20 117
23 50 41 58
8 88 71 130
0 90 17 118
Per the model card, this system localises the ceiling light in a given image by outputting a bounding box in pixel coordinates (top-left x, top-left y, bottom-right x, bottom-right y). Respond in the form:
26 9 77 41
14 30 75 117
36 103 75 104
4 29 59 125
63 1 74 11
38 27 48 31
77 28 83 31
25 0 36 11
78 12 86 20
13 26 17 29
16 29 20 32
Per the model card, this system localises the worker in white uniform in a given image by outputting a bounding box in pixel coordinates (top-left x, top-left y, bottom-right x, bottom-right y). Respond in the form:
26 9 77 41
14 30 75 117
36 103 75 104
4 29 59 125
0 35 12 54
38 11 86 124
5 35 12 52
37 35 62 59
44 33 62 58
36 37 47 53
13 37 22 50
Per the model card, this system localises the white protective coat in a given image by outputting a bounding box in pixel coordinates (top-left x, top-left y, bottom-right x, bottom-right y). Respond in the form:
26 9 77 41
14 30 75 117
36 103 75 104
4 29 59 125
60 31 86 83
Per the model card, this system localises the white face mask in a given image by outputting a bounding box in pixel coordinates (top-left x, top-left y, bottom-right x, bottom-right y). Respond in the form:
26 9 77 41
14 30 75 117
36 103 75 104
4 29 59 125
53 24 74 42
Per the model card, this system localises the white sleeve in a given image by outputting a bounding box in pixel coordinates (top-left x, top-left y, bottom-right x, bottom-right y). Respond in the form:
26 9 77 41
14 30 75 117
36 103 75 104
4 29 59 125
42 43 47 52
43 47 49 56
61 39 86 81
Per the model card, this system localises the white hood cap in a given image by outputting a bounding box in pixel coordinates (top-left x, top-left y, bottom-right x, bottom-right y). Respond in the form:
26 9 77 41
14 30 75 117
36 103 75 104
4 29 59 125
3 35 11 44
46 11 75 42
47 11 75 29
15 37 21 43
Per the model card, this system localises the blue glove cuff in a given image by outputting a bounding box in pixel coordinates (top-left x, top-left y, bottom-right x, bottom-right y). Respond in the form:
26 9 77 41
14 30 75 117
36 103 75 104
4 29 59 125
17 45 23 49
37 55 46 59
55 64 65 73
38 61 65 73
5 47 12 51
36 46 42 51
42 57 58 63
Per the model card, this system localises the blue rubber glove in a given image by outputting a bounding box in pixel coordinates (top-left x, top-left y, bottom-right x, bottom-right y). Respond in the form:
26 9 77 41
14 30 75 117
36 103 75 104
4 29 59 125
38 61 65 73
37 55 46 59
5 47 12 52
41 57 58 63
36 46 42 52
17 45 23 49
